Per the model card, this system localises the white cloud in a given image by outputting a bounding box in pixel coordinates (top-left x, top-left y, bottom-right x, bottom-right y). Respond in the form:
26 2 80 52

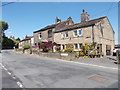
7 32 12 34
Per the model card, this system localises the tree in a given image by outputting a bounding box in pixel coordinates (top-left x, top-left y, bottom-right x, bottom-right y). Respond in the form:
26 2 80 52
0 21 9 37
2 37 15 49
16 37 20 41
0 21 8 31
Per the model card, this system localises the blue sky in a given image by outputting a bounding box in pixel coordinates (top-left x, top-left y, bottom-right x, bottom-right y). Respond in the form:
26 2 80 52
2 2 118 44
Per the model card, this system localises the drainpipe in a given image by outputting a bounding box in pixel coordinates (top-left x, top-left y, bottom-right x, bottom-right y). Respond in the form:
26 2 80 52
92 25 95 43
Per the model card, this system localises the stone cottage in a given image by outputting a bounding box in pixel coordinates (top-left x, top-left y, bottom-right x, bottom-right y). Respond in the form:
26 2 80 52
54 10 115 55
33 17 74 46
33 10 115 55
19 35 34 49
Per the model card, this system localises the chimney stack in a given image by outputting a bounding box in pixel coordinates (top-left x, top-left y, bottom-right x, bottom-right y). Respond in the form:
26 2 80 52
81 9 90 22
55 17 61 24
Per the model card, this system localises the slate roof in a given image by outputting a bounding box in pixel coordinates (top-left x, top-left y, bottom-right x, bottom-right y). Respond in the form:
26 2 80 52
33 20 71 33
54 16 107 33
21 36 33 42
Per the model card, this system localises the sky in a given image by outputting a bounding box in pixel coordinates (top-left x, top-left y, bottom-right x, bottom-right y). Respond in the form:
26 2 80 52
2 2 118 44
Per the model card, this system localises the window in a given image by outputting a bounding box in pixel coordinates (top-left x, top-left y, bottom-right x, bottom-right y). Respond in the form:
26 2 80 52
38 33 42 39
79 43 83 49
73 29 82 37
74 44 78 49
48 30 52 38
63 45 65 49
78 30 82 36
65 32 68 37
74 30 77 36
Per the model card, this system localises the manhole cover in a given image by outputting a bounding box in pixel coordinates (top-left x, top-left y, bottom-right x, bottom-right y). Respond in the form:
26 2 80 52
88 75 107 83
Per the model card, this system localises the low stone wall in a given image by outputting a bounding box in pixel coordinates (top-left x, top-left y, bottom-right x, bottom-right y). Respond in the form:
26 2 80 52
22 49 76 61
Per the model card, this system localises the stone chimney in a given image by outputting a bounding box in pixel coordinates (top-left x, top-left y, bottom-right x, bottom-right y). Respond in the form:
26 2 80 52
67 17 74 25
55 17 61 24
81 9 90 22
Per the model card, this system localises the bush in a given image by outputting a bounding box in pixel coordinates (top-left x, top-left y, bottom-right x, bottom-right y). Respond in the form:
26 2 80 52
64 48 73 53
79 51 84 56
83 55 89 58
23 45 31 50
73 51 79 58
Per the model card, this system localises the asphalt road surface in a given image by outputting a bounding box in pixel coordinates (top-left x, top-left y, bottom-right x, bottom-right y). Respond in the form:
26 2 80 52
1 50 118 88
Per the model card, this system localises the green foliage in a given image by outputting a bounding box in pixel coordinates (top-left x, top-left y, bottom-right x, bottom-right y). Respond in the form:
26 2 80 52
79 51 84 56
64 48 73 53
23 45 31 50
74 52 79 58
0 21 8 31
37 40 42 45
81 43 89 55
83 55 90 58
89 50 96 55
89 42 97 50
2 37 15 49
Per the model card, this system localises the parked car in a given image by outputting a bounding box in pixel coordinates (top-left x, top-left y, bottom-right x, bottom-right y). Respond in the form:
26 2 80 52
113 46 120 56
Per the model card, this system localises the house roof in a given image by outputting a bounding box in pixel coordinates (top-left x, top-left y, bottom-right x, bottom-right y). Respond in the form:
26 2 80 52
54 16 107 33
20 36 33 42
33 19 72 33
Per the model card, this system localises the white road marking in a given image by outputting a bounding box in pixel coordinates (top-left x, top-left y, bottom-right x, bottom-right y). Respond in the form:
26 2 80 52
0 63 25 88
7 72 12 75
56 59 118 70
4 68 8 71
17 82 23 88
12 76 16 79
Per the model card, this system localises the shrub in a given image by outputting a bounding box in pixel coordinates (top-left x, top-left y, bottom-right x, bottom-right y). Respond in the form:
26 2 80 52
64 48 73 53
81 43 90 55
73 51 79 58
79 51 84 56
83 55 89 58
23 45 31 50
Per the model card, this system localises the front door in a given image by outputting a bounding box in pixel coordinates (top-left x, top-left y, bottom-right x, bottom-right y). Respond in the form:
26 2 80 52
106 45 111 55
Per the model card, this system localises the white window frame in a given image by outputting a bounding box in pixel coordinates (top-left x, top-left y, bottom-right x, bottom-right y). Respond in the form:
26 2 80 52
74 44 78 49
73 30 78 37
38 33 42 40
65 32 69 38
73 29 82 37
77 29 82 36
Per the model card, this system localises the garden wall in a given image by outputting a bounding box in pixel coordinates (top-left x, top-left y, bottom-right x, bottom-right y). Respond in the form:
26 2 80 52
17 49 77 61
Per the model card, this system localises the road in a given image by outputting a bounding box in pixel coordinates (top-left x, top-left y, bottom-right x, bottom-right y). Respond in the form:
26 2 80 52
1 50 118 88
0 52 20 89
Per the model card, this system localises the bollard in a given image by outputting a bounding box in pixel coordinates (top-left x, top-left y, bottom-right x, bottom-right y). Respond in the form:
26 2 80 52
116 50 120 64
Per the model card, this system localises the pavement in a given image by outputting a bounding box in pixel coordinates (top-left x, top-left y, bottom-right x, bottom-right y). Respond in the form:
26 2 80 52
75 56 118 69
1 50 118 88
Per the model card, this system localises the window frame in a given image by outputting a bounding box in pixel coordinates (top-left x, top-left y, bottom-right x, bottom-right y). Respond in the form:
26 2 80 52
65 32 69 38
48 30 52 38
38 33 42 39
78 29 82 36
74 44 78 49
73 29 82 37
73 30 78 37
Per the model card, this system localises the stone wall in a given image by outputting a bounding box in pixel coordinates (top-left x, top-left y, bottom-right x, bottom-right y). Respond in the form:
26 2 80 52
22 49 76 61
